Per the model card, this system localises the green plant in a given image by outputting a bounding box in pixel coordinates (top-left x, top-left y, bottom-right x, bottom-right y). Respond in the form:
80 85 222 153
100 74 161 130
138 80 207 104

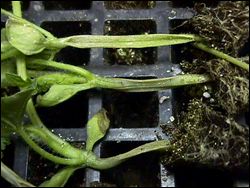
1 1 248 187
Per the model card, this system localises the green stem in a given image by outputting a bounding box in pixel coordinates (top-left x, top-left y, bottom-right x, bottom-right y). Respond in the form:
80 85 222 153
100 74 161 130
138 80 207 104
193 42 249 71
27 59 95 80
25 126 87 159
95 74 211 92
86 140 169 170
17 127 85 165
1 162 35 187
26 100 85 159
11 1 22 17
39 166 82 187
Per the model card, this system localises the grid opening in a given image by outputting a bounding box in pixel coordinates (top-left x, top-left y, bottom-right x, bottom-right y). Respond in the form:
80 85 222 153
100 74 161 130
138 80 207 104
100 141 161 187
41 21 91 66
104 20 157 65
43 1 91 10
169 19 194 64
104 1 156 10
102 86 159 128
27 142 86 186
36 92 88 128
1 1 29 11
1 143 15 187
1 22 5 29
170 1 219 8
173 165 233 187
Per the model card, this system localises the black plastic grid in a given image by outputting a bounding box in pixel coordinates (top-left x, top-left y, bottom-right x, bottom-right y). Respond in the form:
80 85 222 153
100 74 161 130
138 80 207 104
1 1 248 187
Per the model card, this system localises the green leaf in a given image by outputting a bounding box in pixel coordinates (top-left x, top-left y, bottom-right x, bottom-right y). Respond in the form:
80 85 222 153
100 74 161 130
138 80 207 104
1 28 13 53
5 18 46 55
36 83 94 107
86 108 110 151
1 60 16 88
4 73 32 87
39 166 79 187
1 88 34 127
59 34 198 49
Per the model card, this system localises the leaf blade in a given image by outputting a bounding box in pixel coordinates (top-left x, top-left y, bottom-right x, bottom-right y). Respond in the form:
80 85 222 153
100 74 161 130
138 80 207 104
36 83 94 107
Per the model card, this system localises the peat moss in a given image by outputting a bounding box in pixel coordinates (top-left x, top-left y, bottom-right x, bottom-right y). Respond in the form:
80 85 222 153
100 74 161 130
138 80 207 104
162 1 249 171
161 98 249 170
190 1 249 57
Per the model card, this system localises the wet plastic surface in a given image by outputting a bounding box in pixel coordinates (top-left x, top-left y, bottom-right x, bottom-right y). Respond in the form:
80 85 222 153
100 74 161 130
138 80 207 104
1 1 249 187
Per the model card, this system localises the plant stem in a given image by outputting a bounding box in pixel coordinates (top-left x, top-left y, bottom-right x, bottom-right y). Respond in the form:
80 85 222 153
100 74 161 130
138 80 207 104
25 126 87 159
25 100 85 159
27 59 95 80
1 162 35 187
94 74 211 92
17 127 85 165
86 140 169 170
11 1 22 17
27 59 211 92
193 42 249 71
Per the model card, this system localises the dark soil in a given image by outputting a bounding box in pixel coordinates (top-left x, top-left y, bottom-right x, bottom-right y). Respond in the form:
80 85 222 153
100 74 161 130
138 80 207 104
27 142 86 187
104 1 155 10
36 91 88 128
99 141 161 187
43 1 91 10
40 21 91 66
102 89 159 128
1 143 15 187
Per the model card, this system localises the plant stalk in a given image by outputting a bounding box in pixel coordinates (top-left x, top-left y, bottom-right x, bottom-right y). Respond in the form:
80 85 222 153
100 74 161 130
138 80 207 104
193 42 249 71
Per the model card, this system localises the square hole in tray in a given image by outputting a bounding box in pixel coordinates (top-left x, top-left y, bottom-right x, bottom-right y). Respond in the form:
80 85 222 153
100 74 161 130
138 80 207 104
173 165 234 187
102 86 159 128
104 1 156 10
41 21 91 66
170 1 219 8
43 1 91 10
1 22 5 29
27 142 86 186
1 1 29 11
104 20 157 65
100 141 161 187
1 143 15 187
169 19 194 64
36 92 88 128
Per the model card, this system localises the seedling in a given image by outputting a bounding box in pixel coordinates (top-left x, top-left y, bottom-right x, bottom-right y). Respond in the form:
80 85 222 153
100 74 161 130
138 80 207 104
1 1 248 187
